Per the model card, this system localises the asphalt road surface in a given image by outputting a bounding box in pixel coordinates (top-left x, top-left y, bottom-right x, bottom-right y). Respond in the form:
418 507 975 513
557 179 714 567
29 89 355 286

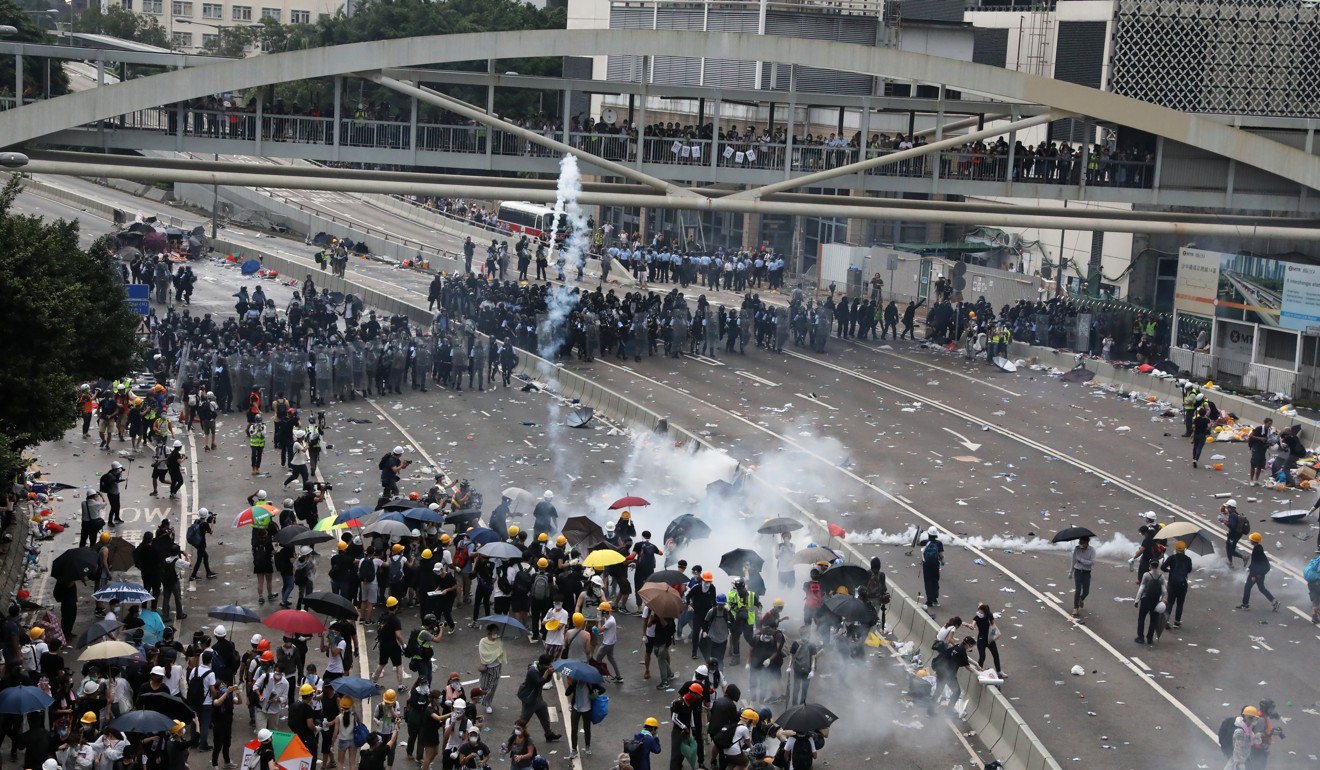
21 175 1320 769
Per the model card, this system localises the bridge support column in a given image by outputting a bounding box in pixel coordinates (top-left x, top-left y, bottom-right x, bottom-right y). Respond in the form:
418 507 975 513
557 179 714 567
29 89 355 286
332 76 342 164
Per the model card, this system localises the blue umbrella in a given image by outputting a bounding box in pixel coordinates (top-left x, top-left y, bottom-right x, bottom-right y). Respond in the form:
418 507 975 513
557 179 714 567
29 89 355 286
335 506 374 526
464 528 499 546
139 610 165 647
92 581 153 604
553 659 604 685
477 615 528 634
240 259 262 275
209 605 262 624
402 507 445 524
0 686 53 714
110 709 175 734
330 677 381 700
370 511 408 525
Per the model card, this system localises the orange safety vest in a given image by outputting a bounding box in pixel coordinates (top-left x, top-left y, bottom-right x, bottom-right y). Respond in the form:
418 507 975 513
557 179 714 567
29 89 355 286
79 393 95 414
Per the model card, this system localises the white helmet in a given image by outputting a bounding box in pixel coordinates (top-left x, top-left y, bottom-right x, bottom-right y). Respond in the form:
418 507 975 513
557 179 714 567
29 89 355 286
393 446 404 455
257 729 273 742
214 624 227 638
251 633 264 646
258 489 268 499
410 529 421 538
207 391 216 399
1225 499 1237 509
543 490 554 500
428 503 441 511
294 430 306 440
173 440 183 448
927 526 938 537
452 698 466 711
85 488 97 497
298 546 313 556
695 665 709 677
80 384 90 391
198 507 209 517
111 461 124 470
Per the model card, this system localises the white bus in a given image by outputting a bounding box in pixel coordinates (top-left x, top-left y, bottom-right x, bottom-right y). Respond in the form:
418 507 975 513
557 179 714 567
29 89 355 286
497 201 573 242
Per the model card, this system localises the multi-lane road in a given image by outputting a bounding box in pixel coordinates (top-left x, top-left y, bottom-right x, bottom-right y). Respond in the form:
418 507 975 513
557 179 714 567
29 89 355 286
20 172 1320 769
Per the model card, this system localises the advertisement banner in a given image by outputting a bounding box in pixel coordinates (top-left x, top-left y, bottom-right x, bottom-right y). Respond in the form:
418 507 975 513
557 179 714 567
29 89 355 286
1173 247 1220 315
1175 247 1284 326
1281 263 1320 333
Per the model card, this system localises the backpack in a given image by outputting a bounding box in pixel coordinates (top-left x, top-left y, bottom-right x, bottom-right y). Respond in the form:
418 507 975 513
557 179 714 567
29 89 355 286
623 735 643 757
389 555 405 584
711 722 736 750
352 719 369 748
1218 716 1237 758
513 568 534 594
923 540 941 567
530 573 551 601
791 641 814 673
186 667 209 710
379 454 393 472
20 643 39 673
453 546 469 570
1305 555 1320 583
404 629 422 658
791 735 817 770
186 521 204 548
1237 514 1250 535
356 557 375 582
804 582 822 610
497 567 514 594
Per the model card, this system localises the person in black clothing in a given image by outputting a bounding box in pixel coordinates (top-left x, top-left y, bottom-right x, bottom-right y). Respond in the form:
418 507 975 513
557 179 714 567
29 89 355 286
190 509 218 581
211 682 241 769
928 636 977 716
515 655 562 743
668 686 702 770
289 683 318 770
1190 407 1211 468
1161 541 1194 628
361 730 399 770
705 682 740 770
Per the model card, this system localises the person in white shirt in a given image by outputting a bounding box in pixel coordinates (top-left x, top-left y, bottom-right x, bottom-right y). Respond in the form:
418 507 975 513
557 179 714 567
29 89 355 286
541 602 568 659
191 651 219 751
725 710 757 762
593 603 622 683
322 629 347 681
284 433 310 488
21 627 49 675
256 669 289 731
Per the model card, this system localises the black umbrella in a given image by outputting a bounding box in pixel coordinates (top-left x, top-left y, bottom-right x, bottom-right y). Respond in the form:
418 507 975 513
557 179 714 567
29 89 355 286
377 499 424 513
822 594 875 624
1050 526 1097 543
275 525 310 546
817 565 869 594
110 709 175 734
706 480 737 498
566 407 594 428
776 703 840 733
445 510 481 528
562 516 607 548
1151 359 1180 375
75 619 124 648
300 592 359 621
645 570 689 587
208 605 261 624
1180 531 1217 556
757 517 803 535
51 548 99 582
719 548 764 576
665 514 712 543
1059 368 1095 384
285 530 335 548
137 692 194 722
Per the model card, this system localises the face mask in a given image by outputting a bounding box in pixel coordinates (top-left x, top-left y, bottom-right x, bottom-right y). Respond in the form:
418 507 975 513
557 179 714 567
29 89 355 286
513 729 523 736
469 737 479 744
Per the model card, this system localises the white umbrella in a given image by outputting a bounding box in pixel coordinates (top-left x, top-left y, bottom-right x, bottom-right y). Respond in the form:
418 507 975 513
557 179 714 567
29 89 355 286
1156 521 1201 539
502 487 538 516
362 519 414 538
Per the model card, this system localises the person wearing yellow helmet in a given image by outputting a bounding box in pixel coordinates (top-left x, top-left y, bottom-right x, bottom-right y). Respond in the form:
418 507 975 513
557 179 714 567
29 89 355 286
373 594 407 685
629 717 662 770
331 695 359 770
357 547 384 624
507 525 520 539
1227 706 1260 768
373 686 403 752
1238 531 1280 612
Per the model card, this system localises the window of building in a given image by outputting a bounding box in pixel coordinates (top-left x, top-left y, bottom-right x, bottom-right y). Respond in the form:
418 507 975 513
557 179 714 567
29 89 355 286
290 9 309 23
259 6 279 20
201 32 218 47
231 5 251 20
202 2 222 18
120 0 133 9
172 1 192 16
141 0 163 13
171 30 193 47
317 12 328 21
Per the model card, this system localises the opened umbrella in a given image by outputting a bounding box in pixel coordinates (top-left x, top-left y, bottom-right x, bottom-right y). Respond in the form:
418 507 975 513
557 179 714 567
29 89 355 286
110 710 175 734
75 619 123 648
234 504 279 528
51 548 99 582
138 692 194 722
1156 521 1201 540
664 514 712 542
404 507 446 525
566 407 595 428
0 686 53 714
609 496 650 510
79 640 139 661
1050 526 1097 543
442 510 480 528
464 527 500 546
719 548 764 576
139 609 165 647
638 583 684 619
793 546 841 565
562 516 607 548
502 488 538 516
822 594 875 624
706 480 737 498
554 659 604 684
370 511 409 525
817 565 869 594
264 609 325 635
334 506 374 526
583 549 626 570
1178 531 1217 556
377 500 424 513
478 542 523 560
645 570 689 587
105 537 137 572
329 677 380 700
92 580 153 604
209 605 262 624
275 525 310 546
476 615 529 634
363 519 413 538
284 530 334 548
315 515 356 532
757 518 803 535
1059 368 1095 384
300 592 358 621
776 703 839 733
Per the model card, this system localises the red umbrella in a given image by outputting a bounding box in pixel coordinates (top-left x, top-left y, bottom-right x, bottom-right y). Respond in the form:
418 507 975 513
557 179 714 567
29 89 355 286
263 609 325 636
609 495 650 510
827 524 847 539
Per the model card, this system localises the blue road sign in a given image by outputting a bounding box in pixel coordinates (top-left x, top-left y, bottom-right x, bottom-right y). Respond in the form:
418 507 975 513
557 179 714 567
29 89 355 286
125 299 149 315
125 284 149 300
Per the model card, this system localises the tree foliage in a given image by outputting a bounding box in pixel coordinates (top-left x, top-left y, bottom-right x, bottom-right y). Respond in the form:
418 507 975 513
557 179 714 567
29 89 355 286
0 177 140 484
0 0 70 97
75 5 173 49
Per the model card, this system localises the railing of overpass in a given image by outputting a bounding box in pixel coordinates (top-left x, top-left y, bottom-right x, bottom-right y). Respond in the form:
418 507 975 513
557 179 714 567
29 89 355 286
25 99 1159 190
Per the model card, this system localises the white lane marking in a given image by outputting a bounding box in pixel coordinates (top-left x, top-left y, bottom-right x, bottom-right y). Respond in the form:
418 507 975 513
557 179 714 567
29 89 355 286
367 398 442 470
897 495 913 505
592 355 1220 743
854 341 1022 397
1255 639 1274 652
1131 657 1151 672
735 370 779 387
945 717 984 767
1001 485 1015 495
688 355 724 367
794 393 837 411
1289 606 1313 623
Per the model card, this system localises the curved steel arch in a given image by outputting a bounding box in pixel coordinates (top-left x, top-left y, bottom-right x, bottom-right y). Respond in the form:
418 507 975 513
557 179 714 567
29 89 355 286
3 29 1317 194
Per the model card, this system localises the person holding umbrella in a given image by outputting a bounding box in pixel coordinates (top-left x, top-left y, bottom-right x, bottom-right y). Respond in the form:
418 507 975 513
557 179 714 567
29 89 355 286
563 670 603 759
1069 537 1096 621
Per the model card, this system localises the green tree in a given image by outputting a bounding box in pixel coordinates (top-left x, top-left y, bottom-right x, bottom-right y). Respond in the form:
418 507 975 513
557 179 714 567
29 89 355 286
75 5 173 48
0 0 70 97
0 176 140 485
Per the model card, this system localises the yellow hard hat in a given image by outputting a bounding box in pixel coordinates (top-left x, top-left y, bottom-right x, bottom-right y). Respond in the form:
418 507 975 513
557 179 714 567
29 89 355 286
440 534 452 545
392 544 405 554
537 557 549 569
916 669 929 678
384 689 397 704
544 619 561 631
339 696 354 709
598 601 612 612
621 512 630 520
772 598 785 608
572 612 585 628
741 708 760 723
28 627 43 640
1243 706 1260 717
508 526 520 537
386 596 399 608
80 712 97 725
644 717 660 729
835 586 849 595
337 541 348 552
555 535 567 547
1250 532 1263 543
1175 541 1186 552
538 533 548 543
300 683 315 696
99 532 111 543
422 549 433 559
170 720 186 734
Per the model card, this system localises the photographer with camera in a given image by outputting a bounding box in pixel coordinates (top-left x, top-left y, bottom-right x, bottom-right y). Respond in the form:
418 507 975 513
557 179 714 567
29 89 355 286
306 413 328 475
294 483 327 530
284 430 311 489
188 508 219 581
379 446 411 507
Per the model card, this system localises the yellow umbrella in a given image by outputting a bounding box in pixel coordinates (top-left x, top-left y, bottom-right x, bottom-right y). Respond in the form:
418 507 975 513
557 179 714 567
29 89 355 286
582 549 626 569
79 640 139 661
314 515 354 531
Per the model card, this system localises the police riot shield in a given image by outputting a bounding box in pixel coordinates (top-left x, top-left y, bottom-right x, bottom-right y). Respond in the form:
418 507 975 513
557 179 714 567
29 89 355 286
333 344 353 400
389 341 407 393
313 347 333 404
350 340 367 392
229 351 251 403
288 350 307 407
412 337 432 388
271 350 292 399
815 307 833 353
